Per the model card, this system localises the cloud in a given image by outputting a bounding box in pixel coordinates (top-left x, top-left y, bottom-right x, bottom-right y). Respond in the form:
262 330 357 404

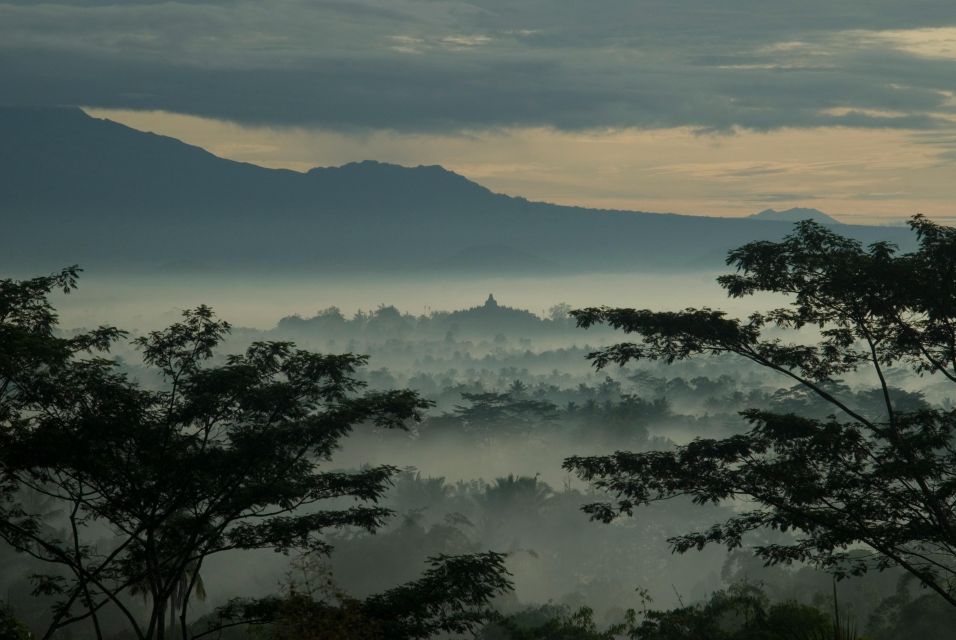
438 35 491 48
2 0 956 133
856 27 956 61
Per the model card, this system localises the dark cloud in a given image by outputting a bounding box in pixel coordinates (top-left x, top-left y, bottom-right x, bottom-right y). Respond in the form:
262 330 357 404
1 0 955 132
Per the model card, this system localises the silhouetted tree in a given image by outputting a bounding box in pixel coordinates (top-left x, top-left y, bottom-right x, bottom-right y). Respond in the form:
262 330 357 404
479 585 836 640
567 216 956 606
208 552 511 640
453 392 558 438
0 269 510 640
627 584 832 640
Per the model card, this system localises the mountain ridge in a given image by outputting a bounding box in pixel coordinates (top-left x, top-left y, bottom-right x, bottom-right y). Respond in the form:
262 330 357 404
750 207 841 225
0 106 913 274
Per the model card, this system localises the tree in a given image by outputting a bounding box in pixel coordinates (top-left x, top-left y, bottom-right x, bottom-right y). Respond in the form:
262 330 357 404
452 392 558 439
130 559 206 637
626 584 834 640
0 268 510 640
565 216 956 606
477 585 837 640
477 603 631 639
206 551 512 640
0 602 32 640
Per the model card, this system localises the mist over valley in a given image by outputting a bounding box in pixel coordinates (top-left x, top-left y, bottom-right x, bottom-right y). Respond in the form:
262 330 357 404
4 4 956 637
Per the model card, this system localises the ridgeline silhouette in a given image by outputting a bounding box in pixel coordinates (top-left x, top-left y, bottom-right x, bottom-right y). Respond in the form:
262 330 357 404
0 107 913 274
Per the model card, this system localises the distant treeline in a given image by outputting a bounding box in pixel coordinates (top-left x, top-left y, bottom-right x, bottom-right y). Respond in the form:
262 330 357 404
275 296 584 339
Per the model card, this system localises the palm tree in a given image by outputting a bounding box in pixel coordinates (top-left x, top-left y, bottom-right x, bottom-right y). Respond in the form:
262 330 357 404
130 560 206 638
169 562 206 632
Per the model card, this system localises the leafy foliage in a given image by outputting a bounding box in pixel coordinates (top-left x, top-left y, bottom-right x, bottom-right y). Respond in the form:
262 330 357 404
0 269 444 640
205 552 512 640
0 603 32 640
478 604 632 639
628 584 833 640
478 585 838 640
566 217 956 606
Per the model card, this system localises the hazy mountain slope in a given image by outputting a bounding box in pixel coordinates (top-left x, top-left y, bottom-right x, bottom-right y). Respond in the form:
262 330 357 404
0 107 913 274
750 207 840 224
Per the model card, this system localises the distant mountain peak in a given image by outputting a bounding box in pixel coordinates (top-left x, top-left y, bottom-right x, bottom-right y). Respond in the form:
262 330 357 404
308 159 472 180
305 159 493 198
750 207 840 224
307 159 439 173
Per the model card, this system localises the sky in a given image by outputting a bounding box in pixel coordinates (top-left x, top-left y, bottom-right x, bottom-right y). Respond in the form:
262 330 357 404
4 0 956 221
